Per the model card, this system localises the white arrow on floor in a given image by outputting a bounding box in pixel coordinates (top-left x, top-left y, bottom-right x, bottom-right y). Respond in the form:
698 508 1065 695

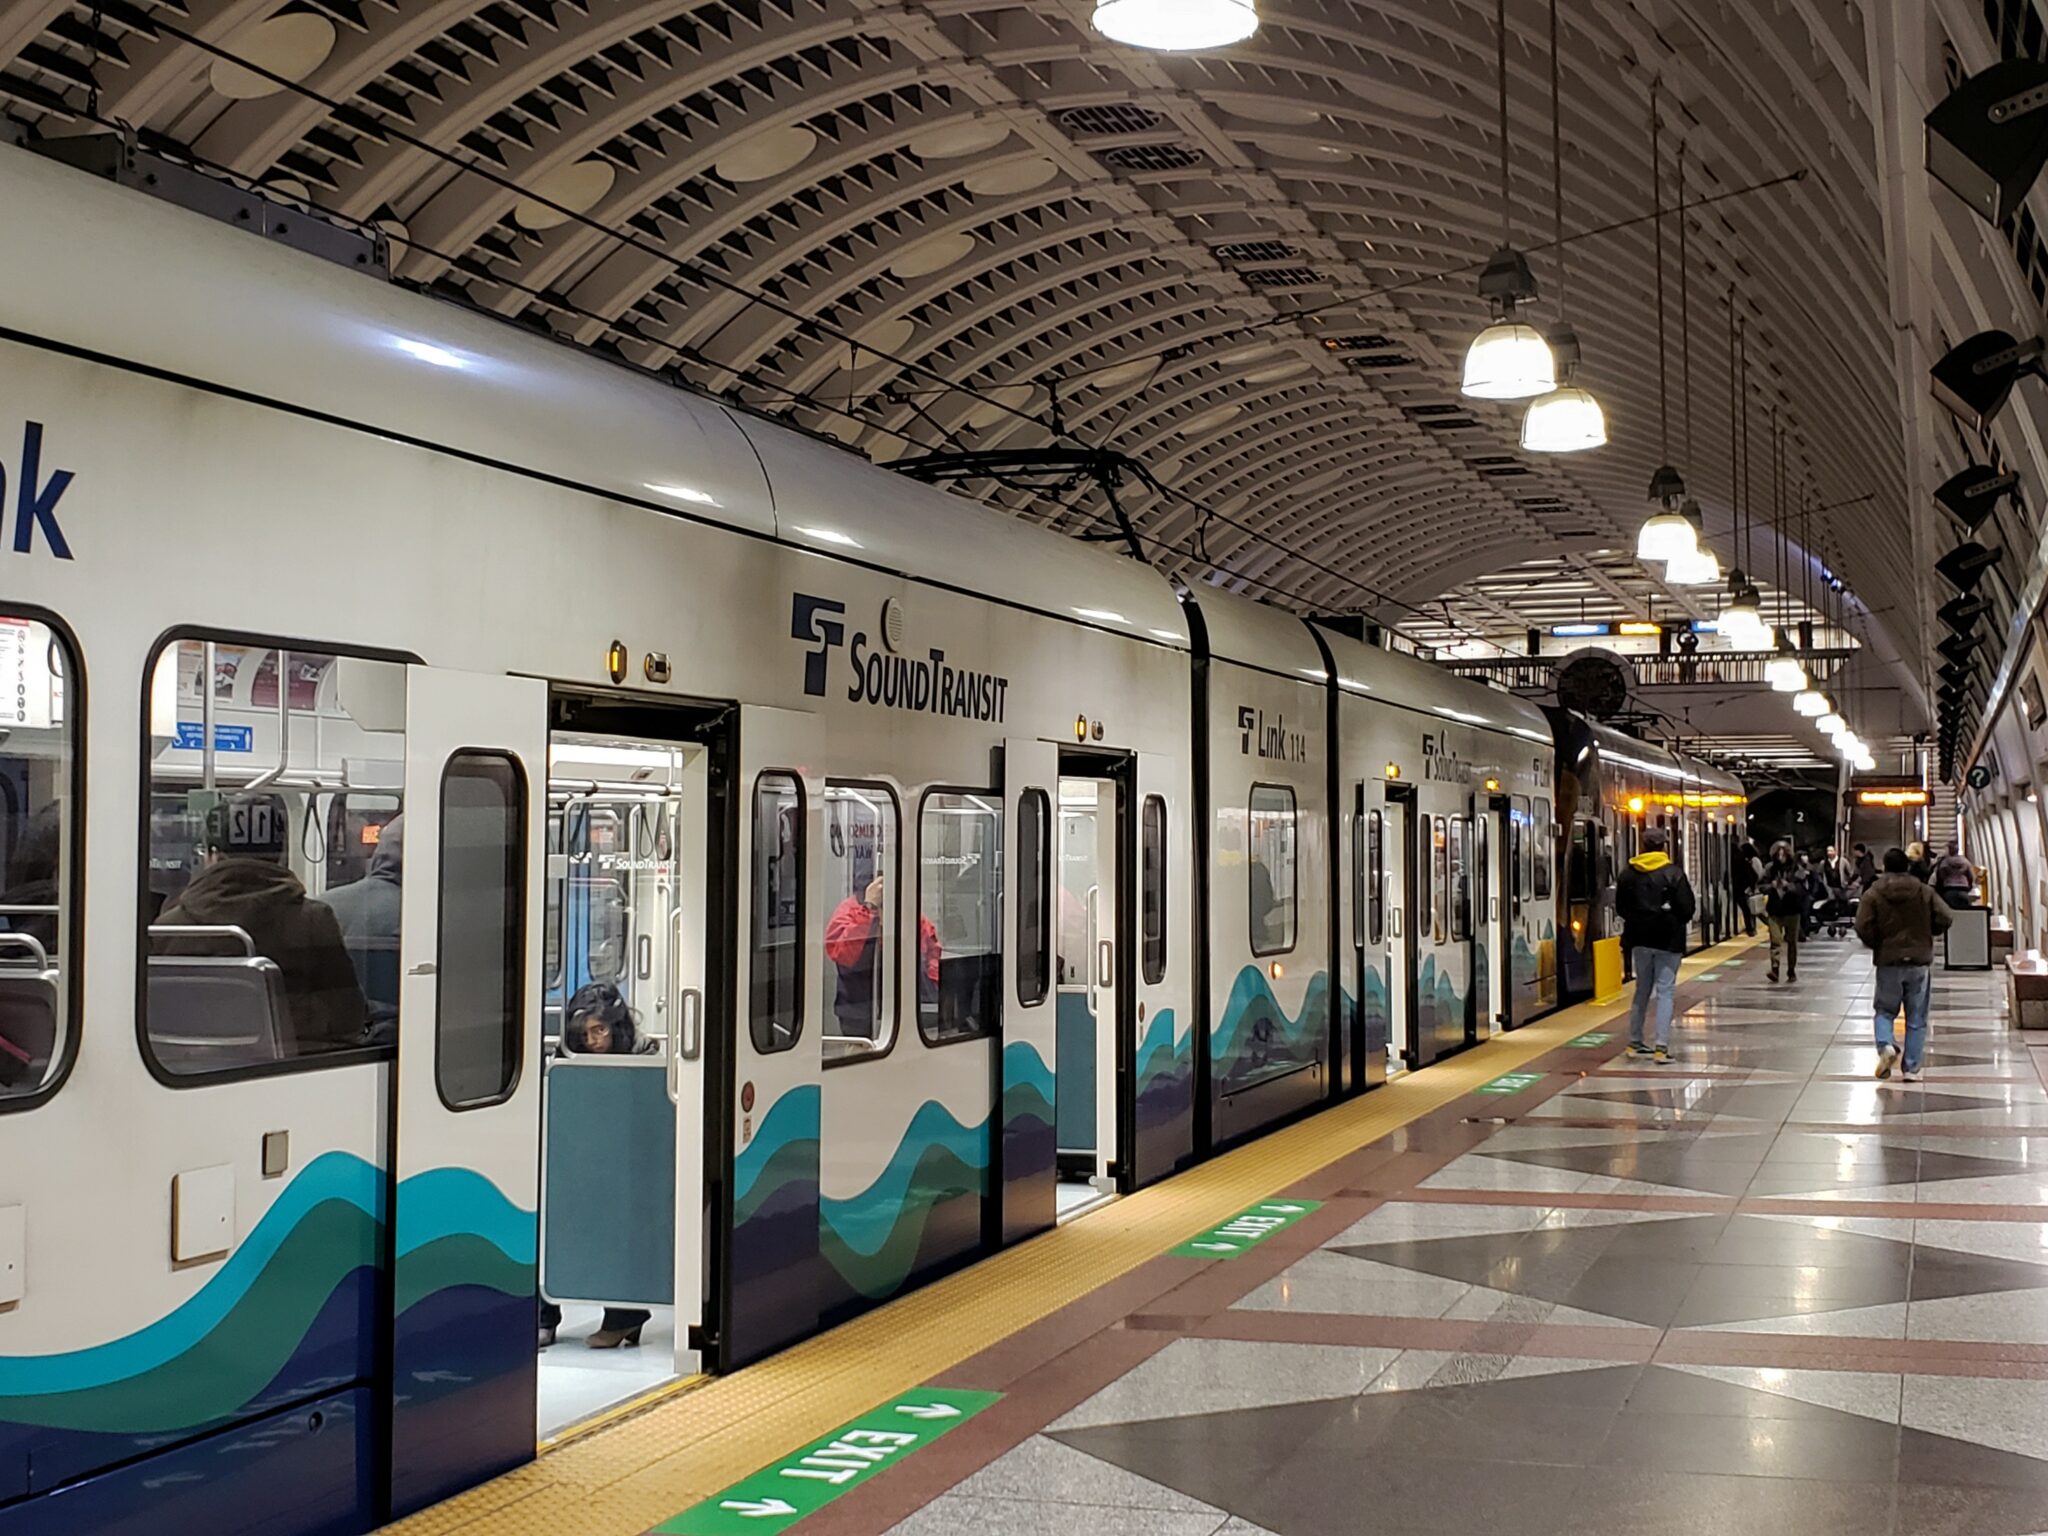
895 1403 961 1420
1190 1241 1240 1252
1259 1203 1305 1213
719 1497 797 1518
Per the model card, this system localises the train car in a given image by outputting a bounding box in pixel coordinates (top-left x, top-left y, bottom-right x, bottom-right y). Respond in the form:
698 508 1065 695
1315 623 1556 1077
1546 712 1746 1003
0 137 1754 1536
0 141 1199 1536
1184 590 1333 1148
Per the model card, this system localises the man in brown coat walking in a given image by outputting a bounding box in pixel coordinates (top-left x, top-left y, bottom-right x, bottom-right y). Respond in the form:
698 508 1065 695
1855 847 1953 1083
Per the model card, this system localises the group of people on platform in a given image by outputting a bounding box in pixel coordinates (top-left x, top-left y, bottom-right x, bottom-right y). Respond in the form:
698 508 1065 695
1619 827 1969 1084
1727 835 1976 985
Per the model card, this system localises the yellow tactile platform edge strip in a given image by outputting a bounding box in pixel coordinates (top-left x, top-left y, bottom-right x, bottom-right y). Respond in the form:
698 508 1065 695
385 938 1757 1536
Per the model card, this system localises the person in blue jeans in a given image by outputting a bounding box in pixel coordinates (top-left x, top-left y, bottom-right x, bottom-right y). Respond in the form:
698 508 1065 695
1855 846 1954 1083
1616 829 1695 1063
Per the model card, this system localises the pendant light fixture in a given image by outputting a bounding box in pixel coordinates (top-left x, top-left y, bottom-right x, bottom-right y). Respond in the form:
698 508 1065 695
1639 82 1686 522
1091 0 1259 51
1522 0 1607 451
1792 489 1829 717
1763 411 1809 692
1464 0 1556 401
1718 303 1767 645
1667 542 1721 585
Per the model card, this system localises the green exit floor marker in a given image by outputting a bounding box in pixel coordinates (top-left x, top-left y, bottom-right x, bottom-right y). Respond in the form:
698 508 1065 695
1567 1032 1613 1048
1478 1071 1543 1095
654 1386 999 1533
1170 1198 1323 1258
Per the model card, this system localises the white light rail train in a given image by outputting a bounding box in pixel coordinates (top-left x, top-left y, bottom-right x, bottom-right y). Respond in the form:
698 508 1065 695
0 143 1745 1536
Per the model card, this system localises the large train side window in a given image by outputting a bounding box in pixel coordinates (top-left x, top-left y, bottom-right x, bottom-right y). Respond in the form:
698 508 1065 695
1141 795 1167 985
1365 809 1384 945
750 773 804 1054
1016 789 1051 1006
0 614 78 1110
920 790 1002 1045
1247 785 1297 956
142 635 403 1084
821 781 899 1064
436 752 526 1110
1532 797 1554 899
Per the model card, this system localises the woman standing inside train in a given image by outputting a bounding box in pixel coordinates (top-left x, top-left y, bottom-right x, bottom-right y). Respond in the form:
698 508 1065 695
539 984 658 1350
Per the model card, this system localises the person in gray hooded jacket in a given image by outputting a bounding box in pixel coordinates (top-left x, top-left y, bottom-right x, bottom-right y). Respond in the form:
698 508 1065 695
324 815 402 1044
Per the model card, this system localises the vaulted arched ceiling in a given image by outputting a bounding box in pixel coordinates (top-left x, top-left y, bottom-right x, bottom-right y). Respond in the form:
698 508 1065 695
0 0 1929 742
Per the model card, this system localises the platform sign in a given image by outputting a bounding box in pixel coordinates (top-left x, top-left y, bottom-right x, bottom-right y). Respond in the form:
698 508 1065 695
1477 1071 1542 1095
655 1387 999 1534
1169 1199 1322 1258
1567 1032 1612 1048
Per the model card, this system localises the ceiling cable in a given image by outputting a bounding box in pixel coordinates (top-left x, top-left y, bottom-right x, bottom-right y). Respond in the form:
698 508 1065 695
1651 80 1669 461
1549 0 1565 318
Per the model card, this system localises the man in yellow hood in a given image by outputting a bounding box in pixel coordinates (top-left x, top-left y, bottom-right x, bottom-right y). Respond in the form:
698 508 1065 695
1616 829 1696 1063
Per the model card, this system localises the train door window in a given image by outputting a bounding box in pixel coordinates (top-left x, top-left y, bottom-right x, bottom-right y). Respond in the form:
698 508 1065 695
1140 795 1167 985
1511 794 1530 917
574 808 629 985
1365 808 1384 944
436 752 526 1109
750 772 804 1053
1430 817 1448 942
142 636 405 1081
0 613 78 1109
1415 806 1431 924
1533 797 1553 899
1248 784 1297 955
920 791 1002 1043
1017 788 1051 1006
820 781 899 1063
1449 817 1471 942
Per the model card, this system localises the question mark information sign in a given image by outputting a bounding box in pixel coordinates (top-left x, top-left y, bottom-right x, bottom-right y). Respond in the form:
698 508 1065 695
1169 1199 1323 1259
654 1387 1000 1534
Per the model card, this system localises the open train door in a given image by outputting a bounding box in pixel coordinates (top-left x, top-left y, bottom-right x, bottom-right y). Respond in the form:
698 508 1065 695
998 735 1060 1244
384 666 549 1520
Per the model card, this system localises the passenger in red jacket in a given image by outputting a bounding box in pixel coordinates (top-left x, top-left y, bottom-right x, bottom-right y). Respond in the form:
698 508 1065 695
824 874 939 1038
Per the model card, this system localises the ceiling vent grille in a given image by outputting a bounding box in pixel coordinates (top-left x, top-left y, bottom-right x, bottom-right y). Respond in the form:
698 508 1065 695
1326 334 1397 351
1415 414 1480 429
1059 103 1167 135
1344 350 1412 368
1243 265 1325 287
1214 239 1298 262
1098 143 1205 172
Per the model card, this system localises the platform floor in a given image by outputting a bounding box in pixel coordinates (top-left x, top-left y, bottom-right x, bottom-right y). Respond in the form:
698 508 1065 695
390 934 2048 1536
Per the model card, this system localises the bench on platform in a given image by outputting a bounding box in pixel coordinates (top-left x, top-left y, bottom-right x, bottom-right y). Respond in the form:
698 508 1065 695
2006 954 2048 1029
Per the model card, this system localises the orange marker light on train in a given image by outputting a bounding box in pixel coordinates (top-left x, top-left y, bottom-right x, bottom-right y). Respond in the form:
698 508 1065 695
1627 795 1645 815
1269 962 1285 981
1385 762 1400 779
606 639 629 685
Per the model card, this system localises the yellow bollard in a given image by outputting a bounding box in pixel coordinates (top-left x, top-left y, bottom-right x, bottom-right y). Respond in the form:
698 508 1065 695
1593 936 1625 1002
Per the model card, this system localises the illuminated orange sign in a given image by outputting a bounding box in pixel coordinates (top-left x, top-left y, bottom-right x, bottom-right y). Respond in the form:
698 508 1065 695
1857 788 1930 808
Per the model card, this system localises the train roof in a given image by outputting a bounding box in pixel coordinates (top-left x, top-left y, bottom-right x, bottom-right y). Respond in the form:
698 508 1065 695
1315 623 1553 748
1183 587 1329 681
0 143 1186 645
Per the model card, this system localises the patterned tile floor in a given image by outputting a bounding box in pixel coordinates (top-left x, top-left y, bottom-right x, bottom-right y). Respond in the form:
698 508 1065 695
794 939 2048 1536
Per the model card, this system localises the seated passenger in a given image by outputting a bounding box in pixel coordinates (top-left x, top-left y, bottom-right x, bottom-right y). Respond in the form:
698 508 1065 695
0 804 61 1091
823 874 938 1038
325 815 403 1045
540 983 656 1351
154 792 368 1054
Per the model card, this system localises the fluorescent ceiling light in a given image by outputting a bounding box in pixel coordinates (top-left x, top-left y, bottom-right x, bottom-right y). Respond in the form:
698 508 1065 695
1092 0 1258 50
